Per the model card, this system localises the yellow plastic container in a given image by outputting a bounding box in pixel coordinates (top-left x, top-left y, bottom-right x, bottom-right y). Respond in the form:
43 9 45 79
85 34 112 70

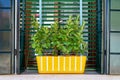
36 56 86 74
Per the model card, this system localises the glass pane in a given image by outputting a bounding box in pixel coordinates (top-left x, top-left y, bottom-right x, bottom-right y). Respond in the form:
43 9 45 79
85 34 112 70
0 0 11 7
111 0 120 9
0 53 11 74
110 33 120 52
0 31 11 51
0 9 10 29
110 55 120 74
111 12 120 31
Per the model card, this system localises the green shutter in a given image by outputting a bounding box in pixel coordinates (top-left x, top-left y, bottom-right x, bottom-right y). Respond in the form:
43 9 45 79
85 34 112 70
20 0 26 71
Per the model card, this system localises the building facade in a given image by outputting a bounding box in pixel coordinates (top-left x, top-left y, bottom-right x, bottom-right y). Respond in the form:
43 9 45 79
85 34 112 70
0 0 120 74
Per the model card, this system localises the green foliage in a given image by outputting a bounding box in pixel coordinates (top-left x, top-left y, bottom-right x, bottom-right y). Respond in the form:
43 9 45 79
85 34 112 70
58 15 87 55
31 15 40 29
49 21 60 55
31 15 87 56
31 15 51 56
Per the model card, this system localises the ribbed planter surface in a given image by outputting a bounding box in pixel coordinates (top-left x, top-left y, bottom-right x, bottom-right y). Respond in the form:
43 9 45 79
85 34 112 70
36 56 86 74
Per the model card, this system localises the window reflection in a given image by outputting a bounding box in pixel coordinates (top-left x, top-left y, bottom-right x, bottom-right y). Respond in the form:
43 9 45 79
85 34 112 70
111 0 120 9
110 33 120 52
0 31 11 51
0 53 11 74
0 0 11 7
0 9 10 29
111 12 120 31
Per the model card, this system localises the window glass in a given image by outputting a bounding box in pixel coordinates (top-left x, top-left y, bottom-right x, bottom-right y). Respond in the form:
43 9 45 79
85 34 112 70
111 12 120 31
0 53 11 74
0 31 11 51
111 0 120 9
110 55 120 74
0 0 11 7
110 33 120 53
0 9 10 29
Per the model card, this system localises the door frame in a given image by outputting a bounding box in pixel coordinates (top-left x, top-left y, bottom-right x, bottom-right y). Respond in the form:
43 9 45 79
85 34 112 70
103 0 110 74
14 0 20 74
11 0 15 74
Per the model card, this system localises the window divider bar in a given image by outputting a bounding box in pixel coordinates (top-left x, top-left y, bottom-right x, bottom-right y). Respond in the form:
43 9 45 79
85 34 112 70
39 0 42 26
80 0 82 25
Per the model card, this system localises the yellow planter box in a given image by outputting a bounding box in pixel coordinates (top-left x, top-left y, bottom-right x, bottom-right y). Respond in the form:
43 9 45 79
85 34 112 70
36 56 86 74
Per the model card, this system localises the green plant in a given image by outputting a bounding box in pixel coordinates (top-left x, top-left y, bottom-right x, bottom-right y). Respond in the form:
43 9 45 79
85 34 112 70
31 15 61 56
49 21 60 55
31 16 51 56
59 16 87 55
31 15 87 56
